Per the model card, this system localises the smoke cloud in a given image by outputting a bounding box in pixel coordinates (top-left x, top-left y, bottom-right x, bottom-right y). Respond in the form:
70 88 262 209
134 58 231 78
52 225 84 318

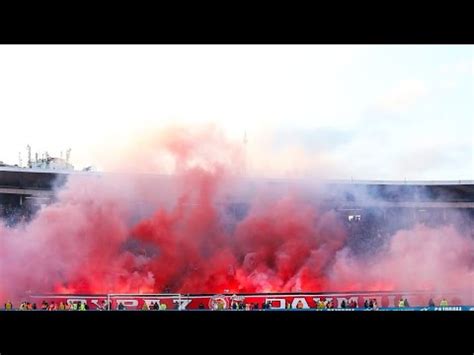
0 124 472 305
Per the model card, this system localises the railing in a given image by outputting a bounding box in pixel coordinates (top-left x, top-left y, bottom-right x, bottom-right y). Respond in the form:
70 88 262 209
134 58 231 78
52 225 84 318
2 306 474 311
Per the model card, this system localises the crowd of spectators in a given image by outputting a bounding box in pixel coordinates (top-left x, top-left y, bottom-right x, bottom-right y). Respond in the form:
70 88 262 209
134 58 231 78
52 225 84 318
2 297 451 311
0 205 31 227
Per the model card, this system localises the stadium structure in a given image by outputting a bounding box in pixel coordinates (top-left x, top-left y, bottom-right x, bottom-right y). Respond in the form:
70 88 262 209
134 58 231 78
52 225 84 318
1 164 473 232
1 159 473 310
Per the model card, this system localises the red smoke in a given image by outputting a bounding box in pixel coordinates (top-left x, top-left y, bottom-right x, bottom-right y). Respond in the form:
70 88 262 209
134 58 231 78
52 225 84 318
0 125 472 304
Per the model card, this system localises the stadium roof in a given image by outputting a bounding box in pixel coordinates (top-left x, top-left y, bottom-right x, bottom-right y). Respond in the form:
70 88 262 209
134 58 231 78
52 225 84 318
1 167 474 206
0 166 472 185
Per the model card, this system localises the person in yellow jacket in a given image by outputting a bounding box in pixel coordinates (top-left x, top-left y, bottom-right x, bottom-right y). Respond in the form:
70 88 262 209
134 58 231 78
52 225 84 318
440 298 448 307
142 302 149 311
159 303 167 310
398 298 405 307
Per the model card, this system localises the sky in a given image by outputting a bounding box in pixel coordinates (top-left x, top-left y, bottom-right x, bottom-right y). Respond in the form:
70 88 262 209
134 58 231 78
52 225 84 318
0 45 472 180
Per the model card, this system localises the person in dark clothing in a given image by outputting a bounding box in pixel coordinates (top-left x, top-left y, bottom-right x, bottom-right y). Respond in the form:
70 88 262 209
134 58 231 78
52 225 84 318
403 298 409 307
364 299 369 309
340 300 346 309
369 299 374 309
428 298 435 307
153 302 159 310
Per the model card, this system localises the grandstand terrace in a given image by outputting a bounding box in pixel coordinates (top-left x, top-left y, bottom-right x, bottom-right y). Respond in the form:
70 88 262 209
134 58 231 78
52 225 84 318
1 166 473 235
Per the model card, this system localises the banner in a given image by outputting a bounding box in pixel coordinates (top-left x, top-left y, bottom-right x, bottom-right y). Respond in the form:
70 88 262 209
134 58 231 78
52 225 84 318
28 291 472 310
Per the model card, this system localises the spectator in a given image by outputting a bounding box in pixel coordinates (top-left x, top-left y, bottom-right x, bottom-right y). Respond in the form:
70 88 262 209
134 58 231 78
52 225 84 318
159 303 167 310
372 299 378 310
142 302 149 311
32 303 37 310
198 303 205 309
428 298 435 307
100 300 108 311
364 299 369 309
58 302 65 311
153 302 159 311
440 298 448 307
296 300 304 309
340 300 346 309
403 298 409 307
398 298 405 308
286 302 292 309
4 301 13 310
369 299 374 309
